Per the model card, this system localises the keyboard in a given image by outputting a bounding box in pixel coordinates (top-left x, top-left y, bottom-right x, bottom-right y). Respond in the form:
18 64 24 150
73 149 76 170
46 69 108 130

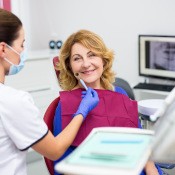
133 83 175 92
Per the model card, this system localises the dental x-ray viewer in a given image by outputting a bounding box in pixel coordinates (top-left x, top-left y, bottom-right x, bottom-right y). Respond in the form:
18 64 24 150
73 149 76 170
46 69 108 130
0 8 99 175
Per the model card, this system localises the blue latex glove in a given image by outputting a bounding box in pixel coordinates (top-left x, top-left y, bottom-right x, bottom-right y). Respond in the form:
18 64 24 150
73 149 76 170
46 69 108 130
74 87 99 120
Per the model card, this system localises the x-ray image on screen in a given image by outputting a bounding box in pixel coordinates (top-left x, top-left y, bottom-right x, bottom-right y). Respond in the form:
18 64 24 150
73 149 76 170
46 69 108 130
139 35 175 80
148 41 175 71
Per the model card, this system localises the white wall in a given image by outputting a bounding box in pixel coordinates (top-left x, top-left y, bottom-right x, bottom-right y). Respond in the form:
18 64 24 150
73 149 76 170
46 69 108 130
11 0 175 86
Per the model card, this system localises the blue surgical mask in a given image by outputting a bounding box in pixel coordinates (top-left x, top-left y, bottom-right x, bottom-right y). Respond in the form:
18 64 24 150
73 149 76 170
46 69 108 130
4 44 27 75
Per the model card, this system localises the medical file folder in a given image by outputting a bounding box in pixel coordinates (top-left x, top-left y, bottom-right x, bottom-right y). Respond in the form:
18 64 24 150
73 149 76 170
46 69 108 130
55 127 154 175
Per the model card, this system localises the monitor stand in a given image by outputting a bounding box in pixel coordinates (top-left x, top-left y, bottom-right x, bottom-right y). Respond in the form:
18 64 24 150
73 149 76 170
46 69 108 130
148 77 175 86
144 77 149 84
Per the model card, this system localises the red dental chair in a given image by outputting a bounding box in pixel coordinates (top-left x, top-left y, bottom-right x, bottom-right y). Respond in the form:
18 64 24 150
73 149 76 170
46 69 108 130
43 56 175 175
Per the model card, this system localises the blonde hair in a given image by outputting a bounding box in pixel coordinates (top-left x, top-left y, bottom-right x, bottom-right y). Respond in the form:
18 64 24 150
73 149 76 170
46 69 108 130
56 29 115 90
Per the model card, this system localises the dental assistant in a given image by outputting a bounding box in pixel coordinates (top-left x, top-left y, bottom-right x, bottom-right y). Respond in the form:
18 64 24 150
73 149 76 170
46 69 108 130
0 8 99 175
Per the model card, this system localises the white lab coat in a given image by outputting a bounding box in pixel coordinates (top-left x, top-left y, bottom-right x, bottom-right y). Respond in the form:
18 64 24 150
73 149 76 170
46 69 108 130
0 83 48 175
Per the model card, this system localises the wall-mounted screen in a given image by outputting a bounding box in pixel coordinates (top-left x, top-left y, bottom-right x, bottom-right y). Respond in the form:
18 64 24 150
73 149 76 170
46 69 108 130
139 35 175 80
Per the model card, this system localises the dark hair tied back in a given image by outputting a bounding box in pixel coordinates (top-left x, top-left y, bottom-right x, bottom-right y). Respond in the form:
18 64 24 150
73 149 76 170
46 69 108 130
0 8 22 46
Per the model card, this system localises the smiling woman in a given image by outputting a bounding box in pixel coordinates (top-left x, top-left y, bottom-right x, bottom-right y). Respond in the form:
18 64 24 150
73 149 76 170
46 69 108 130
70 43 105 89
53 29 162 175
56 29 115 91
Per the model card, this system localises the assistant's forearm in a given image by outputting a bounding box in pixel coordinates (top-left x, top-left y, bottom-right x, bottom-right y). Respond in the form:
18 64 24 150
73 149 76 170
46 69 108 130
32 114 83 160
55 114 83 147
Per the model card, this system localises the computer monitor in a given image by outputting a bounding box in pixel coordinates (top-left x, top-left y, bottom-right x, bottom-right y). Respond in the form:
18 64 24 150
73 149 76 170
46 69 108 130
139 35 175 80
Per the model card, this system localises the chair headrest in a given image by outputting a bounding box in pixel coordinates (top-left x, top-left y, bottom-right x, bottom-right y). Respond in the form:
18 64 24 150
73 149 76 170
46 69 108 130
53 56 60 78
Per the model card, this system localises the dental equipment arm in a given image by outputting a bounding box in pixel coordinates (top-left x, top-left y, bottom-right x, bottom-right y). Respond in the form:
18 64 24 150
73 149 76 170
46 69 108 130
150 87 175 162
150 86 175 122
